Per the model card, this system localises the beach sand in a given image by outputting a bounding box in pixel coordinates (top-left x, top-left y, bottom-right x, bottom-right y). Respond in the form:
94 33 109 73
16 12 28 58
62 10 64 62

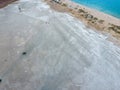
46 0 120 43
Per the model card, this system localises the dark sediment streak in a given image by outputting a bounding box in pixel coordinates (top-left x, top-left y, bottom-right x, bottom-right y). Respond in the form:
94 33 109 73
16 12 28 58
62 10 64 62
0 0 17 8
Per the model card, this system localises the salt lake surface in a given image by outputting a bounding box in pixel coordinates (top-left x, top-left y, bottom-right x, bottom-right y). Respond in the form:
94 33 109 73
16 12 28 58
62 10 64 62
0 0 120 90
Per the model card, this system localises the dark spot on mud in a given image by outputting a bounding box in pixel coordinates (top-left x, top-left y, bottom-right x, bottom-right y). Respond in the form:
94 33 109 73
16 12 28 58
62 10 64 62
0 79 2 83
22 52 27 55
4 59 7 62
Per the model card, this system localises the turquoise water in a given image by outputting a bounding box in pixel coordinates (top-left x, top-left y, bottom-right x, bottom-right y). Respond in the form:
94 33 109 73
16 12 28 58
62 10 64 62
72 0 120 18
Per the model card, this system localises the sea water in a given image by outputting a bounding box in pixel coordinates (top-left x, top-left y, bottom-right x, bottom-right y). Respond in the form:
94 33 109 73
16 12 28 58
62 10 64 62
72 0 120 18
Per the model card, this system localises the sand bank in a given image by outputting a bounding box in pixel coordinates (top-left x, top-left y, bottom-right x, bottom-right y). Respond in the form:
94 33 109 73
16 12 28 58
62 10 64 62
45 0 120 41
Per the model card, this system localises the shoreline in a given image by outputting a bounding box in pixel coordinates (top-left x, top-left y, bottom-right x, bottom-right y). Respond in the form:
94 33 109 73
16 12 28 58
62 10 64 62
45 0 120 45
72 0 120 19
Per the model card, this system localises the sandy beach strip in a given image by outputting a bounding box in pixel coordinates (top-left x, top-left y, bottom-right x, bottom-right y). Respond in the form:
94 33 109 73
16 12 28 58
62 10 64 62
45 0 120 41
0 0 17 8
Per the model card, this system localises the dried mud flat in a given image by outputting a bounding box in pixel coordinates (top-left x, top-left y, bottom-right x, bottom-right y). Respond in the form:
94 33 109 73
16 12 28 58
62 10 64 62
0 0 120 90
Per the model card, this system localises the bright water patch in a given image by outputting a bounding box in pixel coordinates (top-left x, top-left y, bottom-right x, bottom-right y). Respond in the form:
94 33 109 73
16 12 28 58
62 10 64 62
72 0 120 18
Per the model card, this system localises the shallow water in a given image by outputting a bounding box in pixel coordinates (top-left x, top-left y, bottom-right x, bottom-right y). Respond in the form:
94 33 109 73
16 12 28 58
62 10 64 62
0 0 120 90
72 0 120 18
